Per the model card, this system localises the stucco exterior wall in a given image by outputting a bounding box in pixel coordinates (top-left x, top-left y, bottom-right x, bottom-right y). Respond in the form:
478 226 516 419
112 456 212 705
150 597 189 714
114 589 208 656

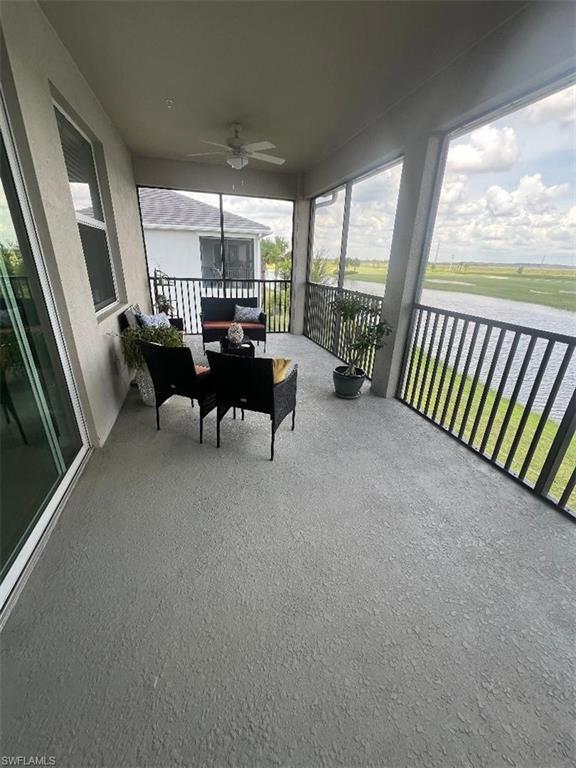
0 0 150 446
133 156 298 201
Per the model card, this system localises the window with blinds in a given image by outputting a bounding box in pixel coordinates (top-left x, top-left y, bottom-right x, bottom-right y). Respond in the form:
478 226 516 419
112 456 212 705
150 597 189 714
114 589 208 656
55 108 116 311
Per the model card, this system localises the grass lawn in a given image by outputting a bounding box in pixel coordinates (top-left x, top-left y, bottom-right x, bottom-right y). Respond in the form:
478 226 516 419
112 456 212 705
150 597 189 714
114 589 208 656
264 285 290 330
343 262 576 311
344 264 389 283
404 347 575 510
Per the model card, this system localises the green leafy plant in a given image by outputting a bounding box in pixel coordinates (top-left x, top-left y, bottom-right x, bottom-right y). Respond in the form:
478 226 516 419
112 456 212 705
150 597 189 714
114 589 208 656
120 325 183 370
261 235 292 278
331 294 392 376
309 252 335 285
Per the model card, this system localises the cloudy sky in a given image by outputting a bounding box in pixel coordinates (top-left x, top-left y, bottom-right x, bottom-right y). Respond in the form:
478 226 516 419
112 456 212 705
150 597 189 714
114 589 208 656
311 163 403 263
431 83 575 266
311 82 575 268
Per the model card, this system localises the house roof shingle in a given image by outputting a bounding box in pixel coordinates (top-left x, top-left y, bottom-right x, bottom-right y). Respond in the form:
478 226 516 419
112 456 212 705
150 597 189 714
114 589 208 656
137 187 270 234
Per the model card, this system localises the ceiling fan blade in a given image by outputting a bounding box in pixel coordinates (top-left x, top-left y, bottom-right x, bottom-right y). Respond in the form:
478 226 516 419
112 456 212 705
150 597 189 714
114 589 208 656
248 152 286 165
242 141 276 153
186 151 227 157
201 140 232 150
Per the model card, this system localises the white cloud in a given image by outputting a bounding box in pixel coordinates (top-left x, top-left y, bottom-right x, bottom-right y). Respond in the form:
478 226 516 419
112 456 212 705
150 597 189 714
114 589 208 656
527 85 576 126
447 125 519 173
439 173 466 204
514 174 570 213
433 173 575 260
485 186 518 217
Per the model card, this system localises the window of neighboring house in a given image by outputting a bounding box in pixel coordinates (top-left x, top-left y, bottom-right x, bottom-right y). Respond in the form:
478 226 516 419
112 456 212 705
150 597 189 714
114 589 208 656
222 194 293 281
199 237 222 279
200 236 254 280
54 108 117 311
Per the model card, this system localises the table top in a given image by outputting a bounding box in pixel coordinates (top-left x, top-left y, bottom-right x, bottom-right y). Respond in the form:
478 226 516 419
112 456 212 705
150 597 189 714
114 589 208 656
220 336 255 356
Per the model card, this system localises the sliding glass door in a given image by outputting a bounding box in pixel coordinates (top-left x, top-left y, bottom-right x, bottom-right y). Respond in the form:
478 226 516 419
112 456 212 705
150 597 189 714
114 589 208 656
1 108 86 594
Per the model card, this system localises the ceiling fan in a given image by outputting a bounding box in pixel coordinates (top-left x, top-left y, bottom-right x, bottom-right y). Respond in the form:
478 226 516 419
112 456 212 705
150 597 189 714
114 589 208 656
187 123 285 170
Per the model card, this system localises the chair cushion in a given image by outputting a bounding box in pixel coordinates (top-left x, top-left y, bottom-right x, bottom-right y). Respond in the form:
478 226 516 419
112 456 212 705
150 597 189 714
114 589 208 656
195 365 210 376
203 321 264 330
272 358 292 384
234 305 263 323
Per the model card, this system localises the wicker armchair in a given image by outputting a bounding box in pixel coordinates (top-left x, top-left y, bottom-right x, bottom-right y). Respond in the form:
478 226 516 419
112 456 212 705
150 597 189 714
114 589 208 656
206 350 297 460
139 341 216 443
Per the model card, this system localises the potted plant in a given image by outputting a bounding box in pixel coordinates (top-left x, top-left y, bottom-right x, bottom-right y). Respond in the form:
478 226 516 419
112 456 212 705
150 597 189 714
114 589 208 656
330 294 392 399
120 325 183 405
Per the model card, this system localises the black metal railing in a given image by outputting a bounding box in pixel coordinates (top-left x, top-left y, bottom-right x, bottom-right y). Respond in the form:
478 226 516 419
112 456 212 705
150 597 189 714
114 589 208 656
149 274 291 334
304 282 384 378
398 303 576 515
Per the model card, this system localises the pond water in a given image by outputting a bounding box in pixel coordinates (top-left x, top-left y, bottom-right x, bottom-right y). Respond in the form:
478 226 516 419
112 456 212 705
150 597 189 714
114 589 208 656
416 289 576 424
341 279 575 422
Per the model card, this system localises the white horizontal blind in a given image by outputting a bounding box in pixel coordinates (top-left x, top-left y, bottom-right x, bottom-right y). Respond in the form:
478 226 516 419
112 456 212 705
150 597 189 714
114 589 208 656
55 108 116 310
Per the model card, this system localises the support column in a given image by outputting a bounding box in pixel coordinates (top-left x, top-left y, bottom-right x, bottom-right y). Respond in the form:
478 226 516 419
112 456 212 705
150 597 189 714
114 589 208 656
371 134 445 397
289 198 311 335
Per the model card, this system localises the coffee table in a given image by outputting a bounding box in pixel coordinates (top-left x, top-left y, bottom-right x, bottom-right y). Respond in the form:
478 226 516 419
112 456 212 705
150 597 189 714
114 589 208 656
220 336 255 358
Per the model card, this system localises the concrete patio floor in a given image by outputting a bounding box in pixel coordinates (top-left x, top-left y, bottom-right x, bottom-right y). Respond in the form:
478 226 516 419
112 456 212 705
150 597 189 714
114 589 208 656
2 334 574 768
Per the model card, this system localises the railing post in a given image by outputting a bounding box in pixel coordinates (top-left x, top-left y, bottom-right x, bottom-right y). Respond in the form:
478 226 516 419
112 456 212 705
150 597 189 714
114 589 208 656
533 383 576 499
371 134 446 397
152 268 158 312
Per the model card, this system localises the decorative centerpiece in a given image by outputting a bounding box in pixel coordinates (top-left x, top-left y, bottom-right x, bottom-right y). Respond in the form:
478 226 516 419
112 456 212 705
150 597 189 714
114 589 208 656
227 322 244 347
155 293 174 316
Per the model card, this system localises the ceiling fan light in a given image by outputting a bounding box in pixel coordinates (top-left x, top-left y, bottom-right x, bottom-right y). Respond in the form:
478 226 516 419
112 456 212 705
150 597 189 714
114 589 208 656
227 155 248 170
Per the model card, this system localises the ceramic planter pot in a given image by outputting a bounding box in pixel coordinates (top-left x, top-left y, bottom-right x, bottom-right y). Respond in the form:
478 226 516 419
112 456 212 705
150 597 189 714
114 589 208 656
135 367 156 407
333 365 366 399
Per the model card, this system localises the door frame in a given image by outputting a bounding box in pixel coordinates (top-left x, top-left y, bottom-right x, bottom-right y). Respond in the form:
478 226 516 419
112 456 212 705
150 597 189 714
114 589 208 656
0 91 90 611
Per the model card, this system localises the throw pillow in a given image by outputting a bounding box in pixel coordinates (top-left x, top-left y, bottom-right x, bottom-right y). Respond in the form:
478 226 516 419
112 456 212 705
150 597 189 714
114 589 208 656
234 305 263 323
123 306 140 329
272 358 291 385
139 312 171 328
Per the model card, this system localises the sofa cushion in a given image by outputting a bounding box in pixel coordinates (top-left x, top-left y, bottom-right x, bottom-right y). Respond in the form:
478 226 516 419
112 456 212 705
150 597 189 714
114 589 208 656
202 320 264 330
234 305 263 323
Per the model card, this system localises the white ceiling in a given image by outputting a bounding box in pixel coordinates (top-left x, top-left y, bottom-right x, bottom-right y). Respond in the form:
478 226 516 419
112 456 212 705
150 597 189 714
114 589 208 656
40 1 526 172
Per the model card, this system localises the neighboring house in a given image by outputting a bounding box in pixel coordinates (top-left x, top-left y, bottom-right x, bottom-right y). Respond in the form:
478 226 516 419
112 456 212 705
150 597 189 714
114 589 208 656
137 187 271 280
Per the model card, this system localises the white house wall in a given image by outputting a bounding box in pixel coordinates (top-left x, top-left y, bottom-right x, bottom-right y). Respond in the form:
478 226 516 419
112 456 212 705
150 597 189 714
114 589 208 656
144 228 262 279
144 229 202 277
